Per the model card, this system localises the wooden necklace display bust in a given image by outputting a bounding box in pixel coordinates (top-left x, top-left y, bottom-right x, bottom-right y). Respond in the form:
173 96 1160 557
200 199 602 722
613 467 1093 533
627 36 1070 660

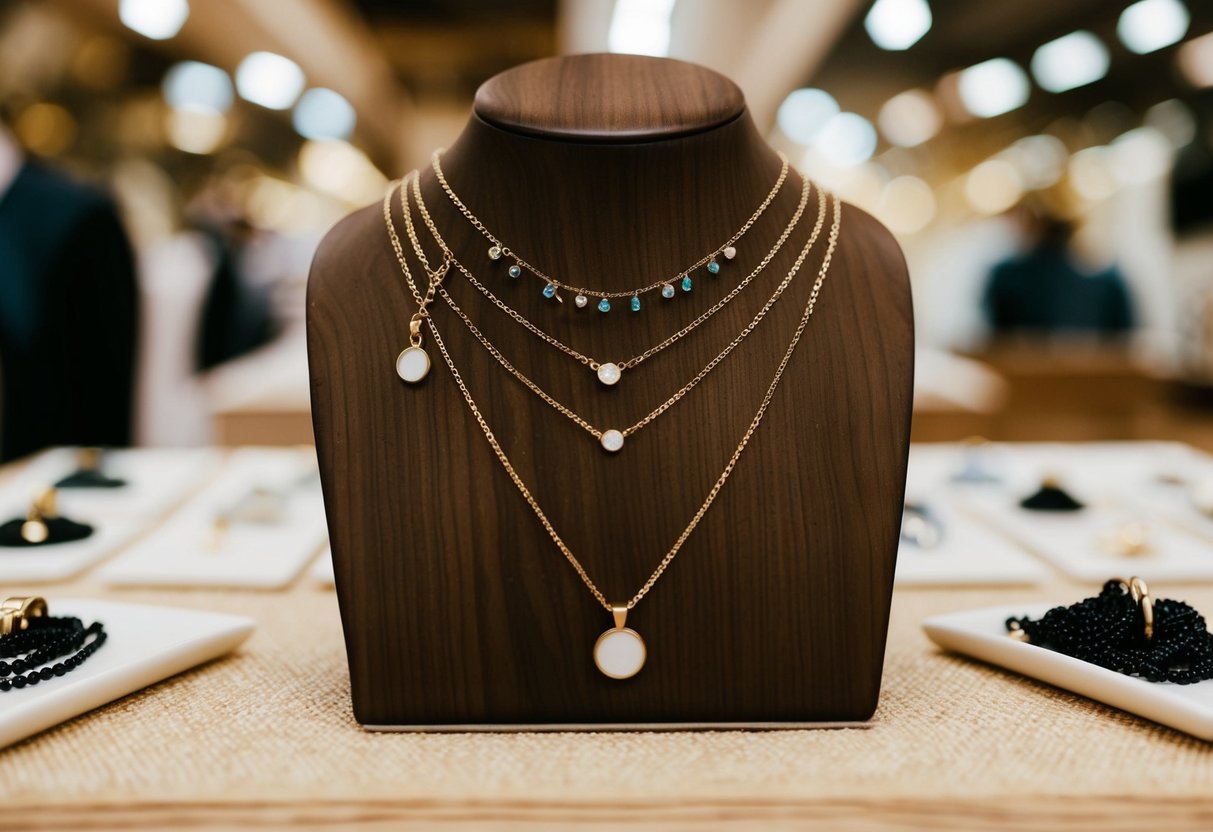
307 54 913 728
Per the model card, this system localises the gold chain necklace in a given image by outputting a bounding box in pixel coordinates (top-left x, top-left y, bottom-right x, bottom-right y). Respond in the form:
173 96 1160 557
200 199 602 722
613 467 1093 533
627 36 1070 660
385 177 842 679
432 151 790 305
414 168 811 388
394 171 828 454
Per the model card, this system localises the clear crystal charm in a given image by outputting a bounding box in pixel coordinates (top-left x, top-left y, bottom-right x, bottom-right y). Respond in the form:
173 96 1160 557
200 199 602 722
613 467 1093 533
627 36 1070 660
723 246 737 260
600 429 624 452
661 283 675 299
488 245 503 260
574 294 588 308
597 363 621 386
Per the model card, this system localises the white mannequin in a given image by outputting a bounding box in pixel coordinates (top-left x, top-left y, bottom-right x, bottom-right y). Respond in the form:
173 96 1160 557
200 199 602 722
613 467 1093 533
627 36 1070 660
0 123 21 201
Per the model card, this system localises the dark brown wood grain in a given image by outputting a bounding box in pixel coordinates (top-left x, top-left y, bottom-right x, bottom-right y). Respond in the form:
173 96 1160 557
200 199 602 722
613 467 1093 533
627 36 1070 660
307 55 913 727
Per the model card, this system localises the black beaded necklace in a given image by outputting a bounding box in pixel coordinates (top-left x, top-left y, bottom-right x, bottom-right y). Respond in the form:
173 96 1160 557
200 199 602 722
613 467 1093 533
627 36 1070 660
0 613 106 692
1007 579 1213 685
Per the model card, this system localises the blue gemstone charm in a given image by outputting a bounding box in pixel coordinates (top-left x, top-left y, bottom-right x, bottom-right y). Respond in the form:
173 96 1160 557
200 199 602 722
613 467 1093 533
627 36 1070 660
661 283 675 299
681 275 692 292
509 265 522 278
598 297 611 312
707 260 720 275
542 283 556 298
630 295 641 312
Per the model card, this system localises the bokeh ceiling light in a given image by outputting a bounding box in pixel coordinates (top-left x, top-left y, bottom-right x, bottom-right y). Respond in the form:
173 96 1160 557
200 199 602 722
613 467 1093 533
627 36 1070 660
864 0 932 51
815 113 878 168
293 88 356 141
877 176 935 235
299 140 387 204
958 58 1029 118
776 88 839 146
1118 0 1189 55
1177 31 1213 88
119 0 189 40
236 52 305 110
1145 99 1197 147
607 0 676 57
14 103 77 157
964 159 1024 215
877 89 941 147
162 61 232 114
1030 31 1109 93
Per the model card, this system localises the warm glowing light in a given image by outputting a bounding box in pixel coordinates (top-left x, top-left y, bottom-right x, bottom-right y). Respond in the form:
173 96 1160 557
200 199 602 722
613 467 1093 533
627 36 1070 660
1068 147 1117 202
1118 0 1189 55
1109 127 1172 187
777 88 839 145
236 52 305 110
1031 31 1109 93
1007 134 1069 189
608 0 676 57
814 113 877 168
163 61 232 114
15 103 77 156
1177 31 1213 88
165 106 226 155
958 58 1029 118
864 0 932 51
119 0 189 40
298 140 387 204
877 176 935 234
1145 99 1196 147
965 159 1024 215
293 88 356 140
877 89 941 147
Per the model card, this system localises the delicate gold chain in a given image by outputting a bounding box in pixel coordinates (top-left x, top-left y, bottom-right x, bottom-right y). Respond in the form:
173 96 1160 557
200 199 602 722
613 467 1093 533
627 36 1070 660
400 171 828 443
383 177 842 612
414 169 811 375
432 150 790 299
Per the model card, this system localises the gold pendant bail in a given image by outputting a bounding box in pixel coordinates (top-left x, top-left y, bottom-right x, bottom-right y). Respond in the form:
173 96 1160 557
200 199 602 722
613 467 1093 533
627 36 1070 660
408 316 424 347
612 604 628 630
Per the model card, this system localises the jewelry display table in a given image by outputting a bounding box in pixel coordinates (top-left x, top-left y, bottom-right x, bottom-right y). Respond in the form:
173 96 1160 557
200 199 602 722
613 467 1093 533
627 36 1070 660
2 446 1212 830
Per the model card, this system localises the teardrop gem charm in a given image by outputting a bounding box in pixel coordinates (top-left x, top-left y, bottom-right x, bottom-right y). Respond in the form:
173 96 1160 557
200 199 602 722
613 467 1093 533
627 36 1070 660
542 283 557 299
598 297 611 312
723 245 737 260
661 283 675 299
574 294 588 308
630 295 641 312
681 275 693 292
707 260 720 275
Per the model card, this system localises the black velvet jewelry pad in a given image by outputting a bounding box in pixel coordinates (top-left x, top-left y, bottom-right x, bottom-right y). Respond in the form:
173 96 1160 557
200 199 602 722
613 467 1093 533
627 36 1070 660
0 517 95 547
54 470 127 489
1019 484 1085 512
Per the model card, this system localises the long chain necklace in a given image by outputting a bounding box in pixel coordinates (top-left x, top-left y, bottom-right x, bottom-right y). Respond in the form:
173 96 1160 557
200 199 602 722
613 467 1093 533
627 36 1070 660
393 172 828 454
432 151 790 307
387 175 842 679
415 168 811 389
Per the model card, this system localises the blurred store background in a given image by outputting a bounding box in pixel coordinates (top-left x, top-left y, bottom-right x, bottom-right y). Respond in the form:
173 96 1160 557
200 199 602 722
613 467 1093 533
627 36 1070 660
1 0 1212 458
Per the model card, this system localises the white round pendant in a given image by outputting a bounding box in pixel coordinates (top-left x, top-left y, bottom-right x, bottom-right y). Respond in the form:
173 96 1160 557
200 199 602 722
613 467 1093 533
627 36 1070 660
395 346 431 383
596 362 622 386
594 627 646 679
600 429 624 453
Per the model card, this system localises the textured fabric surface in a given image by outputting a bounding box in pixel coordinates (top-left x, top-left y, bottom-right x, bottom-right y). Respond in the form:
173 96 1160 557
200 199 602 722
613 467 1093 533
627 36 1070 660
1 574 1210 819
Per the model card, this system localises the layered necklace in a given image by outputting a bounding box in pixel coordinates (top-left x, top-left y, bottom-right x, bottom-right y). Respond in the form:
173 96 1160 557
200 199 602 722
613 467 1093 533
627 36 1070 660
392 171 828 453
432 150 790 310
384 165 842 679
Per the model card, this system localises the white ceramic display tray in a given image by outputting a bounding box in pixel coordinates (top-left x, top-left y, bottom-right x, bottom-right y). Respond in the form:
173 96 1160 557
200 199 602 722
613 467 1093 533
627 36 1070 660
895 500 1050 586
0 520 140 583
963 494 1213 582
924 603 1213 741
95 449 327 590
2 447 220 520
0 598 255 749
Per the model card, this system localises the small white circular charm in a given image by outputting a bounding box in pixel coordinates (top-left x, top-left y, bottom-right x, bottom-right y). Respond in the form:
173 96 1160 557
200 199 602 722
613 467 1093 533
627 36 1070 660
596 362 622 386
594 627 646 679
723 245 737 260
600 429 624 453
395 346 431 383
